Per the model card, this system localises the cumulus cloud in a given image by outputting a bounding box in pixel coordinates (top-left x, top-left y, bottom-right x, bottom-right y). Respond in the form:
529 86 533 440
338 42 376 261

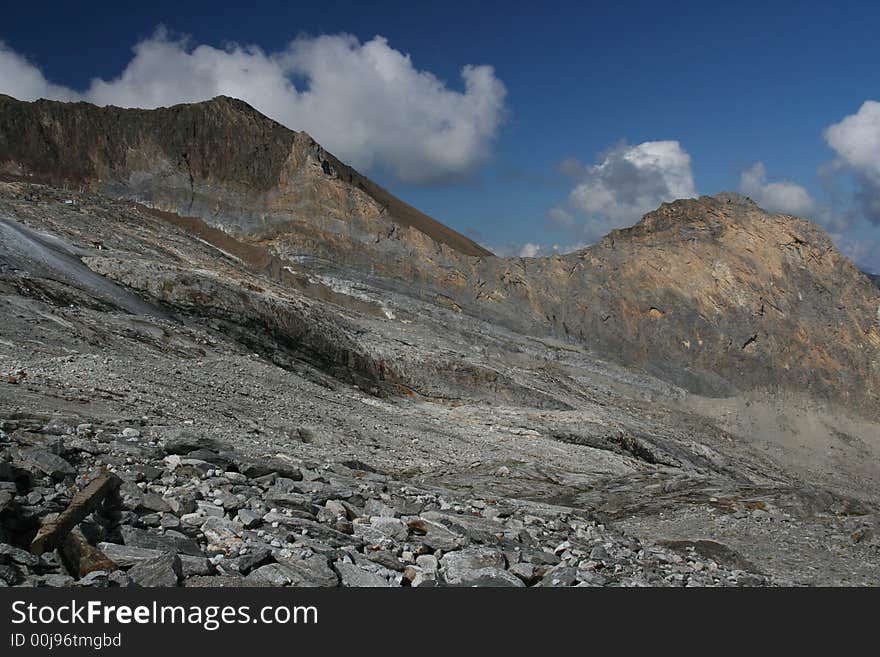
550 140 697 242
0 42 76 102
739 162 817 217
0 30 507 183
824 100 880 223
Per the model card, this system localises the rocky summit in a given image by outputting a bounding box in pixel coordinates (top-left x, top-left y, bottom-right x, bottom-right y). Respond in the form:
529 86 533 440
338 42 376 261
1 96 879 587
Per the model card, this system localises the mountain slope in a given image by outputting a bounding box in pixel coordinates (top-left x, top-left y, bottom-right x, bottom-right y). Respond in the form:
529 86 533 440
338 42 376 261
2 94 880 586
0 95 878 421
0 94 491 257
453 194 880 417
2 178 880 587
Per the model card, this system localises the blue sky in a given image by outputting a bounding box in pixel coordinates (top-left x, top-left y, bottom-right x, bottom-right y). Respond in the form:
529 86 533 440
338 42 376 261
2 1 880 270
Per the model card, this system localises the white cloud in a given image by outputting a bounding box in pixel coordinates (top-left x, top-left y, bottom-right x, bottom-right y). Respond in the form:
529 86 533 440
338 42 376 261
517 243 542 257
825 100 880 223
491 241 588 258
0 42 76 102
740 162 817 217
0 30 507 184
825 101 880 181
552 140 697 242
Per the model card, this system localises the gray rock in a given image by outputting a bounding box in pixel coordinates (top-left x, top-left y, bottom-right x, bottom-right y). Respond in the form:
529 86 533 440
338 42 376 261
246 563 293 587
139 493 172 513
589 545 609 561
120 526 203 557
576 570 608 586
422 510 504 544
519 547 561 566
201 516 244 555
160 514 181 530
363 550 406 572
108 570 134 587
508 562 537 584
272 515 358 547
184 575 255 587
37 573 76 587
175 459 214 477
364 499 396 517
12 448 75 480
128 551 182 587
162 431 223 455
405 517 464 551
98 542 163 567
536 565 578 587
77 570 110 587
440 547 506 585
369 516 408 541
457 567 526 587
180 512 209 528
236 456 302 481
196 501 225 518
271 554 339 587
179 554 213 577
0 563 24 585
131 464 163 482
227 547 272 575
186 449 232 468
403 565 438 587
252 473 277 488
165 493 198 516
297 427 317 444
0 491 13 514
98 543 213 577
0 542 40 567
213 491 243 511
336 562 392 587
265 491 313 511
415 554 439 571
237 509 262 528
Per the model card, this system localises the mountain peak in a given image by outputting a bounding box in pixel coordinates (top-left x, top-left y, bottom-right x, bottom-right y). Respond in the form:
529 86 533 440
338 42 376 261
0 94 491 257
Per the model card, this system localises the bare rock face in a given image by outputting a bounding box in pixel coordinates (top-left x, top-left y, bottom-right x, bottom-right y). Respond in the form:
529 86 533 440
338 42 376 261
0 95 878 421
457 193 880 416
582 194 880 410
0 94 491 258
323 191 879 418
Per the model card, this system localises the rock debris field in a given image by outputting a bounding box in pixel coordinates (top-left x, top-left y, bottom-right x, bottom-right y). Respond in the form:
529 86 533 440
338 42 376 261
1 94 879 587
0 419 770 587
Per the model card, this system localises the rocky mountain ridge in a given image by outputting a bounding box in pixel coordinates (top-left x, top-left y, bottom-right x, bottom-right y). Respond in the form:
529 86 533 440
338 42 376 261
0 94 491 257
1 96 880 587
2 95 877 420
